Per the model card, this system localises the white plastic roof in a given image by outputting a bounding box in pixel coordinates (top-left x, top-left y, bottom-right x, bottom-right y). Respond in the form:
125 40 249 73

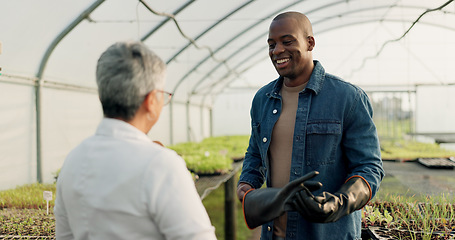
2 0 455 98
1 0 455 187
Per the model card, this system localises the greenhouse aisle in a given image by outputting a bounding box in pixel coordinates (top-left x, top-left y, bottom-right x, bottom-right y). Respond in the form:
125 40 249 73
381 160 455 197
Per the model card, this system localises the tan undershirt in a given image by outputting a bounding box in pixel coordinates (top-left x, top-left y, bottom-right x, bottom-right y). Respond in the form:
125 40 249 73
269 81 307 237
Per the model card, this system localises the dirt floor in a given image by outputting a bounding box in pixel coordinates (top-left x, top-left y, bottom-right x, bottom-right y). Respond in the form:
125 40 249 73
381 160 455 197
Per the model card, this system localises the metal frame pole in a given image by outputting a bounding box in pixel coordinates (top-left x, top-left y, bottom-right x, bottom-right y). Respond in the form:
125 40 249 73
224 175 236 240
34 0 105 182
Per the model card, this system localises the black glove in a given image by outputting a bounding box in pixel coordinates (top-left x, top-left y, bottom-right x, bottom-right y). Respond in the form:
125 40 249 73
242 171 322 229
292 176 371 223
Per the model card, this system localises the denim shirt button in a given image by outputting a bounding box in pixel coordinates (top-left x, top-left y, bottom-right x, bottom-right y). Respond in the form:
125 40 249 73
267 226 271 231
272 109 278 114
262 137 267 143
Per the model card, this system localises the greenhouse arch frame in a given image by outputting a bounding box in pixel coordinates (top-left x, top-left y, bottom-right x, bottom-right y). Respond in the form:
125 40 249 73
0 0 454 188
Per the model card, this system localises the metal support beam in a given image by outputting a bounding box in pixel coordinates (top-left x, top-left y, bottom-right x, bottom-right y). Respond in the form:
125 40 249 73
186 100 190 142
224 176 236 240
209 107 213 137
34 0 105 182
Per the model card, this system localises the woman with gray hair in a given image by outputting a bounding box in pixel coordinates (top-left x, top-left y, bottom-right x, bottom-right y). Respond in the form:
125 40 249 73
54 41 217 240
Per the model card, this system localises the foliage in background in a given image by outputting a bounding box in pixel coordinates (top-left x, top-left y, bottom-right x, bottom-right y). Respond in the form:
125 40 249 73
0 184 56 237
1 135 252 238
375 118 455 160
0 183 56 210
170 135 249 175
0 181 253 239
375 119 412 140
3 135 455 238
184 152 233 175
380 139 455 160
3 181 454 239
199 135 250 159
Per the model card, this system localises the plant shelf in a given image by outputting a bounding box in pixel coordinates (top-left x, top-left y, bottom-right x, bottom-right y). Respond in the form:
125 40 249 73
417 158 455 169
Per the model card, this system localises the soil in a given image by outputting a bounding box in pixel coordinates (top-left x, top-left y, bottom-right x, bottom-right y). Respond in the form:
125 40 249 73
369 227 455 240
0 208 55 239
365 201 455 240
2 201 454 239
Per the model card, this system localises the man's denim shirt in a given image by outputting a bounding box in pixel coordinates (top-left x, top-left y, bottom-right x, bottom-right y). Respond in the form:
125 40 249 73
239 61 384 240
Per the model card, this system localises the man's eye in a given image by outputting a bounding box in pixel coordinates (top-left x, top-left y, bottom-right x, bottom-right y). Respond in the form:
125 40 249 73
283 40 293 45
268 43 276 49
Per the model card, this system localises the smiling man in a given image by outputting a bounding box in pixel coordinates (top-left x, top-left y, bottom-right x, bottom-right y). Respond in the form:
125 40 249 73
267 12 314 87
237 12 384 240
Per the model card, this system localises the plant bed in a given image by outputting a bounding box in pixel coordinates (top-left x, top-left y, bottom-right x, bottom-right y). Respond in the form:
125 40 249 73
0 236 54 239
199 135 249 159
367 226 454 240
188 168 224 177
417 158 455 169
0 208 55 239
363 196 455 240
170 135 248 175
183 151 233 176
381 158 418 162
380 140 455 161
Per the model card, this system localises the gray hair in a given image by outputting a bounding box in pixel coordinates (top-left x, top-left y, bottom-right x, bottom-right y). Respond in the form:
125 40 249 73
96 41 166 121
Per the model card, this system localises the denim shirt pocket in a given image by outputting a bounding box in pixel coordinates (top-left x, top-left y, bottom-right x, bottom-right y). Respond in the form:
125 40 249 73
305 121 342 166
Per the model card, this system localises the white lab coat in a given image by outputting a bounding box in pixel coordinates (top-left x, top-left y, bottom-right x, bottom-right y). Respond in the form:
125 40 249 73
55 118 216 240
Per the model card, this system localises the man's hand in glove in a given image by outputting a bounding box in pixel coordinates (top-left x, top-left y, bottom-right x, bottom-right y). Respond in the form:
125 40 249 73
291 176 372 223
242 171 322 229
237 182 253 202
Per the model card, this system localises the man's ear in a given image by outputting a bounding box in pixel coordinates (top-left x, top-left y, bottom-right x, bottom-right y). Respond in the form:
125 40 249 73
307 36 315 51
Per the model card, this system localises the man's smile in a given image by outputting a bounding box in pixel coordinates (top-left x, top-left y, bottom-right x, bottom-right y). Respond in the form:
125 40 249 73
275 57 290 68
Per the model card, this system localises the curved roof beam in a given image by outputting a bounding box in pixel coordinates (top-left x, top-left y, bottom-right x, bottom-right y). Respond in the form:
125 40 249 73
318 19 455 37
34 0 105 183
170 0 324 95
177 0 404 96
200 18 455 101
208 56 267 101
140 0 195 42
36 0 105 79
165 0 255 65
347 0 455 77
188 3 402 95
190 31 265 95
197 50 266 97
139 0 234 69
190 3 455 97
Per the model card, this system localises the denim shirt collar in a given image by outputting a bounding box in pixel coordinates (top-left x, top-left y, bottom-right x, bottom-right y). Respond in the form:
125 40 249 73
268 60 325 98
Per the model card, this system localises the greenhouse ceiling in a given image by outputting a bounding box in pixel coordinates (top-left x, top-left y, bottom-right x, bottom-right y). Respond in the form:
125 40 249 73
1 0 455 104
1 0 455 186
